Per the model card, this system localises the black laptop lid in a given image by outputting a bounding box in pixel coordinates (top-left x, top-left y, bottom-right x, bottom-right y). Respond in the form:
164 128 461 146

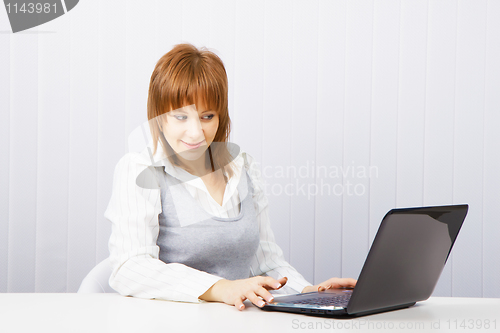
347 204 468 315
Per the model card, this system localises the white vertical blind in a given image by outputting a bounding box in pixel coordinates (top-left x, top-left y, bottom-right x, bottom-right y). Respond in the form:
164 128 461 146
369 0 399 244
66 0 99 292
424 0 457 297
483 0 500 298
314 0 345 284
0 0 498 297
289 0 318 285
0 8 11 293
233 0 265 158
8 32 38 292
342 0 373 280
396 0 427 209
96 0 126 276
452 0 487 298
262 0 293 263
36 13 70 292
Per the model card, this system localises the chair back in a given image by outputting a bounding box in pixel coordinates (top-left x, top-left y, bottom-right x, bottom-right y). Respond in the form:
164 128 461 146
77 258 116 293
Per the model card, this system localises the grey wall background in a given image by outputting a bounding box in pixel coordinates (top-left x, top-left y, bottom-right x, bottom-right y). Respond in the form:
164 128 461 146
0 0 499 297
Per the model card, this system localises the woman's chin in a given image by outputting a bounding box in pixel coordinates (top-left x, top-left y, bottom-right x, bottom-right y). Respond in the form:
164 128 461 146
176 146 208 161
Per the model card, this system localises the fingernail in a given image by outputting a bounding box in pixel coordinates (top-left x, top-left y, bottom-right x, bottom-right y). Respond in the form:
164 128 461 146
275 283 281 289
269 297 274 303
258 300 265 307
239 304 244 309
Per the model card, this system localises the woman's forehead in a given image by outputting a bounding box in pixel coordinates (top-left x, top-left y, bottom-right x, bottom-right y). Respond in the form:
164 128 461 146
169 103 210 113
167 96 214 113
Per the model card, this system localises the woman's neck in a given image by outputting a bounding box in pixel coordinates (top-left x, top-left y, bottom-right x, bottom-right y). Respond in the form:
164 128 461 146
176 152 212 177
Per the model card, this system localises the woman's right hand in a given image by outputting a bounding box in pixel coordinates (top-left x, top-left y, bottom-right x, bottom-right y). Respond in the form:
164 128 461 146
199 276 288 310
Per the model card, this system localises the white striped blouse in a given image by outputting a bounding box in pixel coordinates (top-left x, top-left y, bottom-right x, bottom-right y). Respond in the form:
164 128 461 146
104 145 313 303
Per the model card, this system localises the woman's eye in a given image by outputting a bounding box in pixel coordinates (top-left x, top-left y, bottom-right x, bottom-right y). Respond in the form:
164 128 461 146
172 114 213 121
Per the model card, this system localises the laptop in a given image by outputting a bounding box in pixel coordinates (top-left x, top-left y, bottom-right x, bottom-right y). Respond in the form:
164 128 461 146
260 204 469 317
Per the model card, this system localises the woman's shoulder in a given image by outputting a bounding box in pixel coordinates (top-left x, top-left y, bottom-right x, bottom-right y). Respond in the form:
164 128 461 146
237 151 260 175
115 144 165 169
112 149 165 189
235 150 268 207
112 152 149 177
235 150 265 190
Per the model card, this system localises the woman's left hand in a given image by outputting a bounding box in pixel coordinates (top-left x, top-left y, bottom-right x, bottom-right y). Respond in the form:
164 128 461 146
301 277 357 293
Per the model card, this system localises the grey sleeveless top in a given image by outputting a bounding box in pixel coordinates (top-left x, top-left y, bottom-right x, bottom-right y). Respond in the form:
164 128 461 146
156 164 260 280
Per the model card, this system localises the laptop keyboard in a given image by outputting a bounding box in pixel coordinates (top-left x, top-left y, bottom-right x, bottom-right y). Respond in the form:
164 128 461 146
290 293 352 307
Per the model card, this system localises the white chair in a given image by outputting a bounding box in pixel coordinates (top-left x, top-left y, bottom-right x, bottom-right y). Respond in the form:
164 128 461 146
77 258 116 293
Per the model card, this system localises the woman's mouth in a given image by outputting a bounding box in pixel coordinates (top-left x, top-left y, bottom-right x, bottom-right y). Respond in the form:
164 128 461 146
181 140 204 149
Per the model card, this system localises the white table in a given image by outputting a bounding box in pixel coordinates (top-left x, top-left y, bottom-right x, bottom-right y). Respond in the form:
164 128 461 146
0 294 499 333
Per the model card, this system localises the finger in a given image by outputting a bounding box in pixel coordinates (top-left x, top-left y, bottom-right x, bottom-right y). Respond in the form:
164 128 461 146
331 278 357 288
245 291 266 308
234 297 245 311
260 277 284 290
261 276 288 290
255 286 274 303
339 278 357 287
277 276 288 288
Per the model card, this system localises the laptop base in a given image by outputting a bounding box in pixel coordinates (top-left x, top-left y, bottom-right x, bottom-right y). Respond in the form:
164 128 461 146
261 301 416 318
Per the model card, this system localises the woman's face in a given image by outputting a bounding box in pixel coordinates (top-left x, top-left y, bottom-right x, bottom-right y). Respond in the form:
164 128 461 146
161 100 219 162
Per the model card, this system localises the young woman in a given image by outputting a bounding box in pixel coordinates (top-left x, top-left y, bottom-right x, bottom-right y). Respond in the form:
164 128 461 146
105 43 356 310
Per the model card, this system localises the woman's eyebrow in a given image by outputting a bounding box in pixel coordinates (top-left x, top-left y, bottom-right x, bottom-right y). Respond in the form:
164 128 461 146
167 109 213 116
169 109 187 114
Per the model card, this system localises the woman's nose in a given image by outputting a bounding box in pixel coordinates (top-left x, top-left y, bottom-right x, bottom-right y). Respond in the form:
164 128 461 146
185 117 203 138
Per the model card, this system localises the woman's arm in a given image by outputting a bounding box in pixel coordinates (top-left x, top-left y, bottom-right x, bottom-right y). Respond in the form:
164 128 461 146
105 153 223 302
244 153 314 294
245 153 357 294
